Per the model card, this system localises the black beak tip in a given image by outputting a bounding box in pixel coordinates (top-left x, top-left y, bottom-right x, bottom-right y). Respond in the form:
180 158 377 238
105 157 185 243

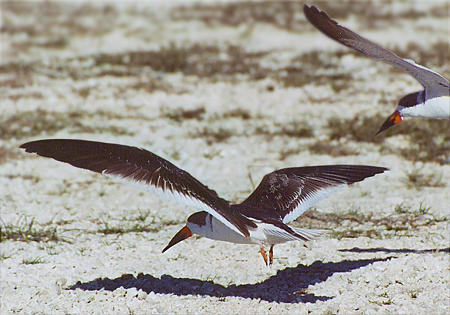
375 125 386 136
376 112 402 136
161 226 192 254
376 119 392 136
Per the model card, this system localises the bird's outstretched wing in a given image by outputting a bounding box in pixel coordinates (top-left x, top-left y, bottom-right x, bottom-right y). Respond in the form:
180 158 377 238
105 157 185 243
20 139 255 236
303 5 449 92
239 165 387 224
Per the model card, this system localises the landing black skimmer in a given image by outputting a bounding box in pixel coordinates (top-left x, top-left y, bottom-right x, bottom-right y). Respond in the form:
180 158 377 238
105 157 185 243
20 139 387 265
304 5 450 134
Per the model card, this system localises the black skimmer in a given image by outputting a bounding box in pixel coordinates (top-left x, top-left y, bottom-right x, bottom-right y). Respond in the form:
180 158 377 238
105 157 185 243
303 5 450 134
20 139 387 265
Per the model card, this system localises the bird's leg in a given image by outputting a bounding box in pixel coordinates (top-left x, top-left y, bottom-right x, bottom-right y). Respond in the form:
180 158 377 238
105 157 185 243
269 245 274 265
259 247 268 266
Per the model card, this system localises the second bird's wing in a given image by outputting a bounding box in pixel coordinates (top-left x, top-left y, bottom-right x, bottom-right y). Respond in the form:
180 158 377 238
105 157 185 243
304 5 449 92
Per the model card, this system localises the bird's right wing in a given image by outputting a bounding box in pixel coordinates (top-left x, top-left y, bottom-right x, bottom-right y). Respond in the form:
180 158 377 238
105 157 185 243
240 165 387 224
303 5 449 92
20 139 255 237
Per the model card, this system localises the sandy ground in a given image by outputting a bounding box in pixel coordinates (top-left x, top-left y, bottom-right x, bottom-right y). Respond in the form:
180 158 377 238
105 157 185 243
1 1 449 314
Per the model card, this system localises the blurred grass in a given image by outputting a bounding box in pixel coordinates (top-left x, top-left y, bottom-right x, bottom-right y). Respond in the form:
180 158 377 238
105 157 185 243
402 169 445 190
171 1 443 31
324 115 450 164
92 44 268 80
0 110 133 140
294 207 448 240
0 146 20 165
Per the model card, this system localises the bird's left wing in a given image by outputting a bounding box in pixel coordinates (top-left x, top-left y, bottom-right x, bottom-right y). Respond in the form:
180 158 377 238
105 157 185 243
20 139 255 237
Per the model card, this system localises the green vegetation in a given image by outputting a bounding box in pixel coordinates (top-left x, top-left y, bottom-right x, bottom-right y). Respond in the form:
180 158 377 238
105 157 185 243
0 216 66 243
97 213 180 235
22 257 46 265
0 253 11 260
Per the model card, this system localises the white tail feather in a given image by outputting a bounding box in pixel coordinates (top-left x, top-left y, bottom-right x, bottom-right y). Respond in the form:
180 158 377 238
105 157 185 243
291 227 328 241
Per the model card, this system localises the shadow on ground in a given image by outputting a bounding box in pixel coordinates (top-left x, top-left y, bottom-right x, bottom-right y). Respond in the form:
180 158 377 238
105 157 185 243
339 247 450 254
69 257 392 303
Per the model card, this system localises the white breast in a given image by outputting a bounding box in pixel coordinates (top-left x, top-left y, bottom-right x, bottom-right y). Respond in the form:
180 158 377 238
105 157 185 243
401 95 450 119
188 214 254 244
189 214 320 246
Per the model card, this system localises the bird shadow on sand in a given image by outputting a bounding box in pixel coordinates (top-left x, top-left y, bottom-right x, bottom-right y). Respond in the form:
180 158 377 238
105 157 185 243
68 257 392 303
339 247 450 254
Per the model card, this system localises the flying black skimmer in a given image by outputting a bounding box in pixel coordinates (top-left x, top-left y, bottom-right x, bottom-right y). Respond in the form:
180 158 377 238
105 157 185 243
20 139 387 265
303 5 450 134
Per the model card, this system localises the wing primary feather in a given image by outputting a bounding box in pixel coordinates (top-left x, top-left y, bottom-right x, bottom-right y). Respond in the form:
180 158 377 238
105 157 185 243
239 165 387 224
303 5 449 90
20 139 253 237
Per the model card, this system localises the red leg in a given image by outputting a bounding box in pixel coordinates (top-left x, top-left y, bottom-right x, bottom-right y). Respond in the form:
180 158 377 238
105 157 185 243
259 247 268 266
269 245 274 265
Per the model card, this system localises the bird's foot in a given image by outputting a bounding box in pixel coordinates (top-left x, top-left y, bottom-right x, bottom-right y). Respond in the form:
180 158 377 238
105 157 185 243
259 247 268 266
269 245 274 266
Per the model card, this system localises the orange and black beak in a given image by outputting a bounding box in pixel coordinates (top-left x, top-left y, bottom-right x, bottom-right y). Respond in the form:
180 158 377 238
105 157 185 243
376 111 402 135
162 226 192 253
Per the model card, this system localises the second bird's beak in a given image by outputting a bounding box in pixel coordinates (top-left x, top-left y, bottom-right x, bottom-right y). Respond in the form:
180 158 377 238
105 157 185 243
376 111 402 135
162 226 192 253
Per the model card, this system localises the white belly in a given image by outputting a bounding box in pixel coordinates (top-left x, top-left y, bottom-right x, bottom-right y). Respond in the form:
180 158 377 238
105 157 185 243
194 215 295 246
194 215 254 244
248 223 298 245
193 215 319 246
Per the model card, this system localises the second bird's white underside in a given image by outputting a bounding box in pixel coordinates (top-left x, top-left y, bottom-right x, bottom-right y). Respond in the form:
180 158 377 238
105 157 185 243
401 95 450 119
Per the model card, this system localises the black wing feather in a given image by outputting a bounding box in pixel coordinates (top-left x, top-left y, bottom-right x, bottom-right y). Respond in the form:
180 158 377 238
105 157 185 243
20 139 256 236
239 165 387 223
303 5 449 91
